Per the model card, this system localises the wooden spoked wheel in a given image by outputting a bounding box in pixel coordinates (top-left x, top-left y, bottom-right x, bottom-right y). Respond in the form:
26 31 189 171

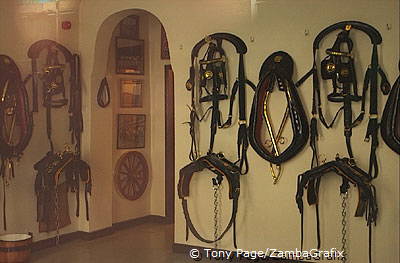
115 151 149 201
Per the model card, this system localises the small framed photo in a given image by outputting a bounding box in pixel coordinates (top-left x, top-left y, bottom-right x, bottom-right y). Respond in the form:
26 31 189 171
120 79 143 108
116 37 144 75
117 114 146 149
161 26 170 60
119 15 139 39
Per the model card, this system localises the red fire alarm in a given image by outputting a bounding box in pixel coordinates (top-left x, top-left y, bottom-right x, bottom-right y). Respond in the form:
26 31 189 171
61 21 72 30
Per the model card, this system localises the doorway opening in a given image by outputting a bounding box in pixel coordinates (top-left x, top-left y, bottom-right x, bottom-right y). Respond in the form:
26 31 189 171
93 9 175 233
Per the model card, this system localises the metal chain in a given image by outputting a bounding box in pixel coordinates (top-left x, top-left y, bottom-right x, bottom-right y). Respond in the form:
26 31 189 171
213 182 221 248
340 191 349 263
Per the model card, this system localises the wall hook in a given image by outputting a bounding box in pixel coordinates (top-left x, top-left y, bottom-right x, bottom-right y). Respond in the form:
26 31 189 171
304 29 310 36
386 23 392 30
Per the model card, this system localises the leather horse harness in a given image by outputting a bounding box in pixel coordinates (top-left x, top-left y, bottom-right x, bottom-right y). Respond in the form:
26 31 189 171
180 33 253 247
249 51 309 183
0 55 33 230
380 61 400 154
178 153 240 247
298 21 390 175
27 40 91 235
296 156 378 263
185 33 255 173
296 21 390 263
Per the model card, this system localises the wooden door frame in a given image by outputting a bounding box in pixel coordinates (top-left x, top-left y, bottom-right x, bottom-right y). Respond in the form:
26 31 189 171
164 64 175 223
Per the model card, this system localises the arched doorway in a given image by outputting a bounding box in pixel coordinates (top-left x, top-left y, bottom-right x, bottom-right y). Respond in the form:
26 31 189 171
89 9 174 232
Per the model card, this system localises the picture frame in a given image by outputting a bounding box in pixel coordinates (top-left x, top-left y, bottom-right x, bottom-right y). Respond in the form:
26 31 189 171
116 37 144 75
117 114 146 149
120 79 143 108
119 15 139 39
161 26 170 60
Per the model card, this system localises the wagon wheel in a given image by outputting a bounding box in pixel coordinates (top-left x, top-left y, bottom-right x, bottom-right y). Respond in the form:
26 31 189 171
114 151 149 201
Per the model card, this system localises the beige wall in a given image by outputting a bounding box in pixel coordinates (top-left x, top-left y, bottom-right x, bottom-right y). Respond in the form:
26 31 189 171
80 1 399 262
0 0 398 262
0 0 88 240
108 11 152 224
105 10 170 223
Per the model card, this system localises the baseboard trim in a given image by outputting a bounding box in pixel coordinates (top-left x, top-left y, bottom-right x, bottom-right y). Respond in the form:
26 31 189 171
32 215 167 251
173 243 312 263
112 215 167 231
32 231 84 251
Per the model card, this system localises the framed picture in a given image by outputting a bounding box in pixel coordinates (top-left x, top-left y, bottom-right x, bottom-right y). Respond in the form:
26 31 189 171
116 37 144 75
119 15 139 39
117 114 146 149
161 26 170 60
120 79 143 108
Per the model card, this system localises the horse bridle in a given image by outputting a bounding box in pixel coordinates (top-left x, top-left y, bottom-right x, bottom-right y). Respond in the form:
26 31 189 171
249 51 309 183
185 33 255 174
298 21 390 177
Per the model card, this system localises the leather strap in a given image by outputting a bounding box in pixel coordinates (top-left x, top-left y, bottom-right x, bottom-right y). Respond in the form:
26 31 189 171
97 77 110 108
179 153 241 248
181 196 238 247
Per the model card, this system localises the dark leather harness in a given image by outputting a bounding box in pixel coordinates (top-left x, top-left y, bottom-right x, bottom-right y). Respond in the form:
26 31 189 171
249 51 309 183
298 21 390 177
380 62 400 154
296 156 378 263
185 33 255 174
27 40 91 230
296 21 389 263
0 55 33 230
180 33 253 248
178 153 240 248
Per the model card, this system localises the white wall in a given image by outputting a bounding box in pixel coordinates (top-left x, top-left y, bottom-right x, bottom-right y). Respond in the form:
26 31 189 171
0 0 88 241
0 1 397 262
107 11 152 224
90 9 170 224
148 16 171 217
80 1 399 262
